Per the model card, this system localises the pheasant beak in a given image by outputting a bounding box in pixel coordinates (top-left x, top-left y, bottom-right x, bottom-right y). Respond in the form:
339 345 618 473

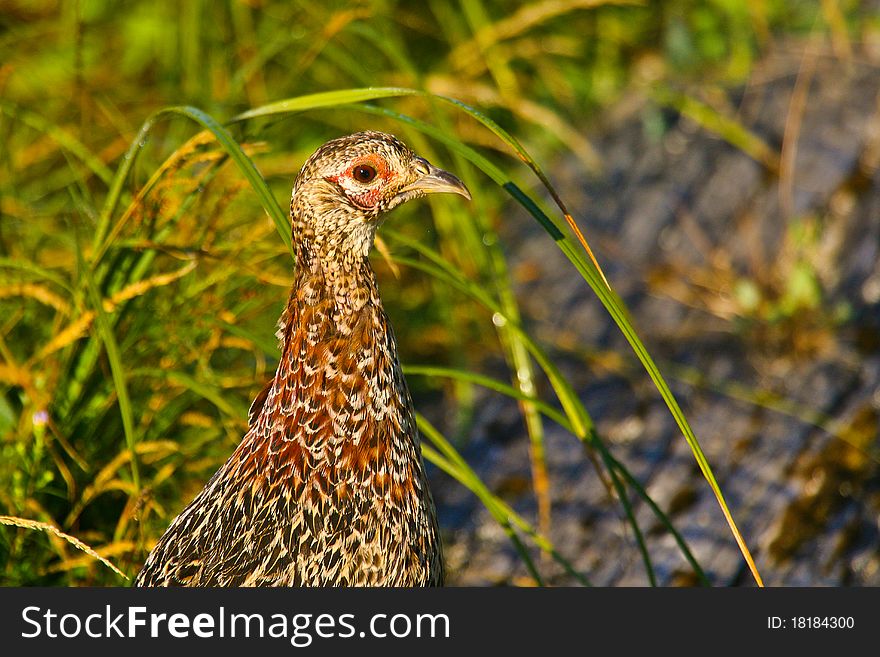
395 157 472 203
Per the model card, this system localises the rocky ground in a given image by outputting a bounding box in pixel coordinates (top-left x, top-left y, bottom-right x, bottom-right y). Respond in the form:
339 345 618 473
431 42 880 586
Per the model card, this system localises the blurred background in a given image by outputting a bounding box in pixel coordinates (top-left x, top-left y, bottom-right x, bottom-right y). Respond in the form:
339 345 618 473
2 0 879 586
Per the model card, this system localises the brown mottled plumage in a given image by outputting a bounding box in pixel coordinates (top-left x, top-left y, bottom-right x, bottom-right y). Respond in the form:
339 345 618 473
136 132 470 587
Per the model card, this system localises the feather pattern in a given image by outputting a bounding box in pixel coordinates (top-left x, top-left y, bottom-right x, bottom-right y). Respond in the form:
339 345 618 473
136 132 470 587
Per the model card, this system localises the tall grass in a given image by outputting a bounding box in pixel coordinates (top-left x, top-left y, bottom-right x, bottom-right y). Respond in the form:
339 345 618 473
0 0 846 586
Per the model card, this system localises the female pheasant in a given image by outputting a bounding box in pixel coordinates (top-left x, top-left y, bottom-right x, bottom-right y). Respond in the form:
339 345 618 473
136 132 470 587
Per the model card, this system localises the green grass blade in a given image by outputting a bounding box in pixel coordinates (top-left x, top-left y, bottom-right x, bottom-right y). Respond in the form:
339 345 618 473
407 363 708 584
232 87 421 122
77 236 140 495
422 441 544 585
404 364 572 429
417 414 591 586
93 106 293 264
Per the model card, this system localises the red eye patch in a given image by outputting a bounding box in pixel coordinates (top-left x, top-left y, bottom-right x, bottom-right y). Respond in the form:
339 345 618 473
347 154 390 184
325 155 394 209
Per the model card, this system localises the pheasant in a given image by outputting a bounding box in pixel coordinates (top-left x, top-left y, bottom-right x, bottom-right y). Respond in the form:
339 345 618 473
136 131 470 586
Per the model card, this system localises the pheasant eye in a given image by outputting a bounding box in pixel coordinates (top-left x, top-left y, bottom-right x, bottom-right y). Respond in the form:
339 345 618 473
352 164 377 184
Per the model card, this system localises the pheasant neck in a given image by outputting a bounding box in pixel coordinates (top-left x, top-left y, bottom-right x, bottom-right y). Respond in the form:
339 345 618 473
292 236 379 318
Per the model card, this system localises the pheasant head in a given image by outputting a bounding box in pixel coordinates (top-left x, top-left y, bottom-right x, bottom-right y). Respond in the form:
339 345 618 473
290 131 471 260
